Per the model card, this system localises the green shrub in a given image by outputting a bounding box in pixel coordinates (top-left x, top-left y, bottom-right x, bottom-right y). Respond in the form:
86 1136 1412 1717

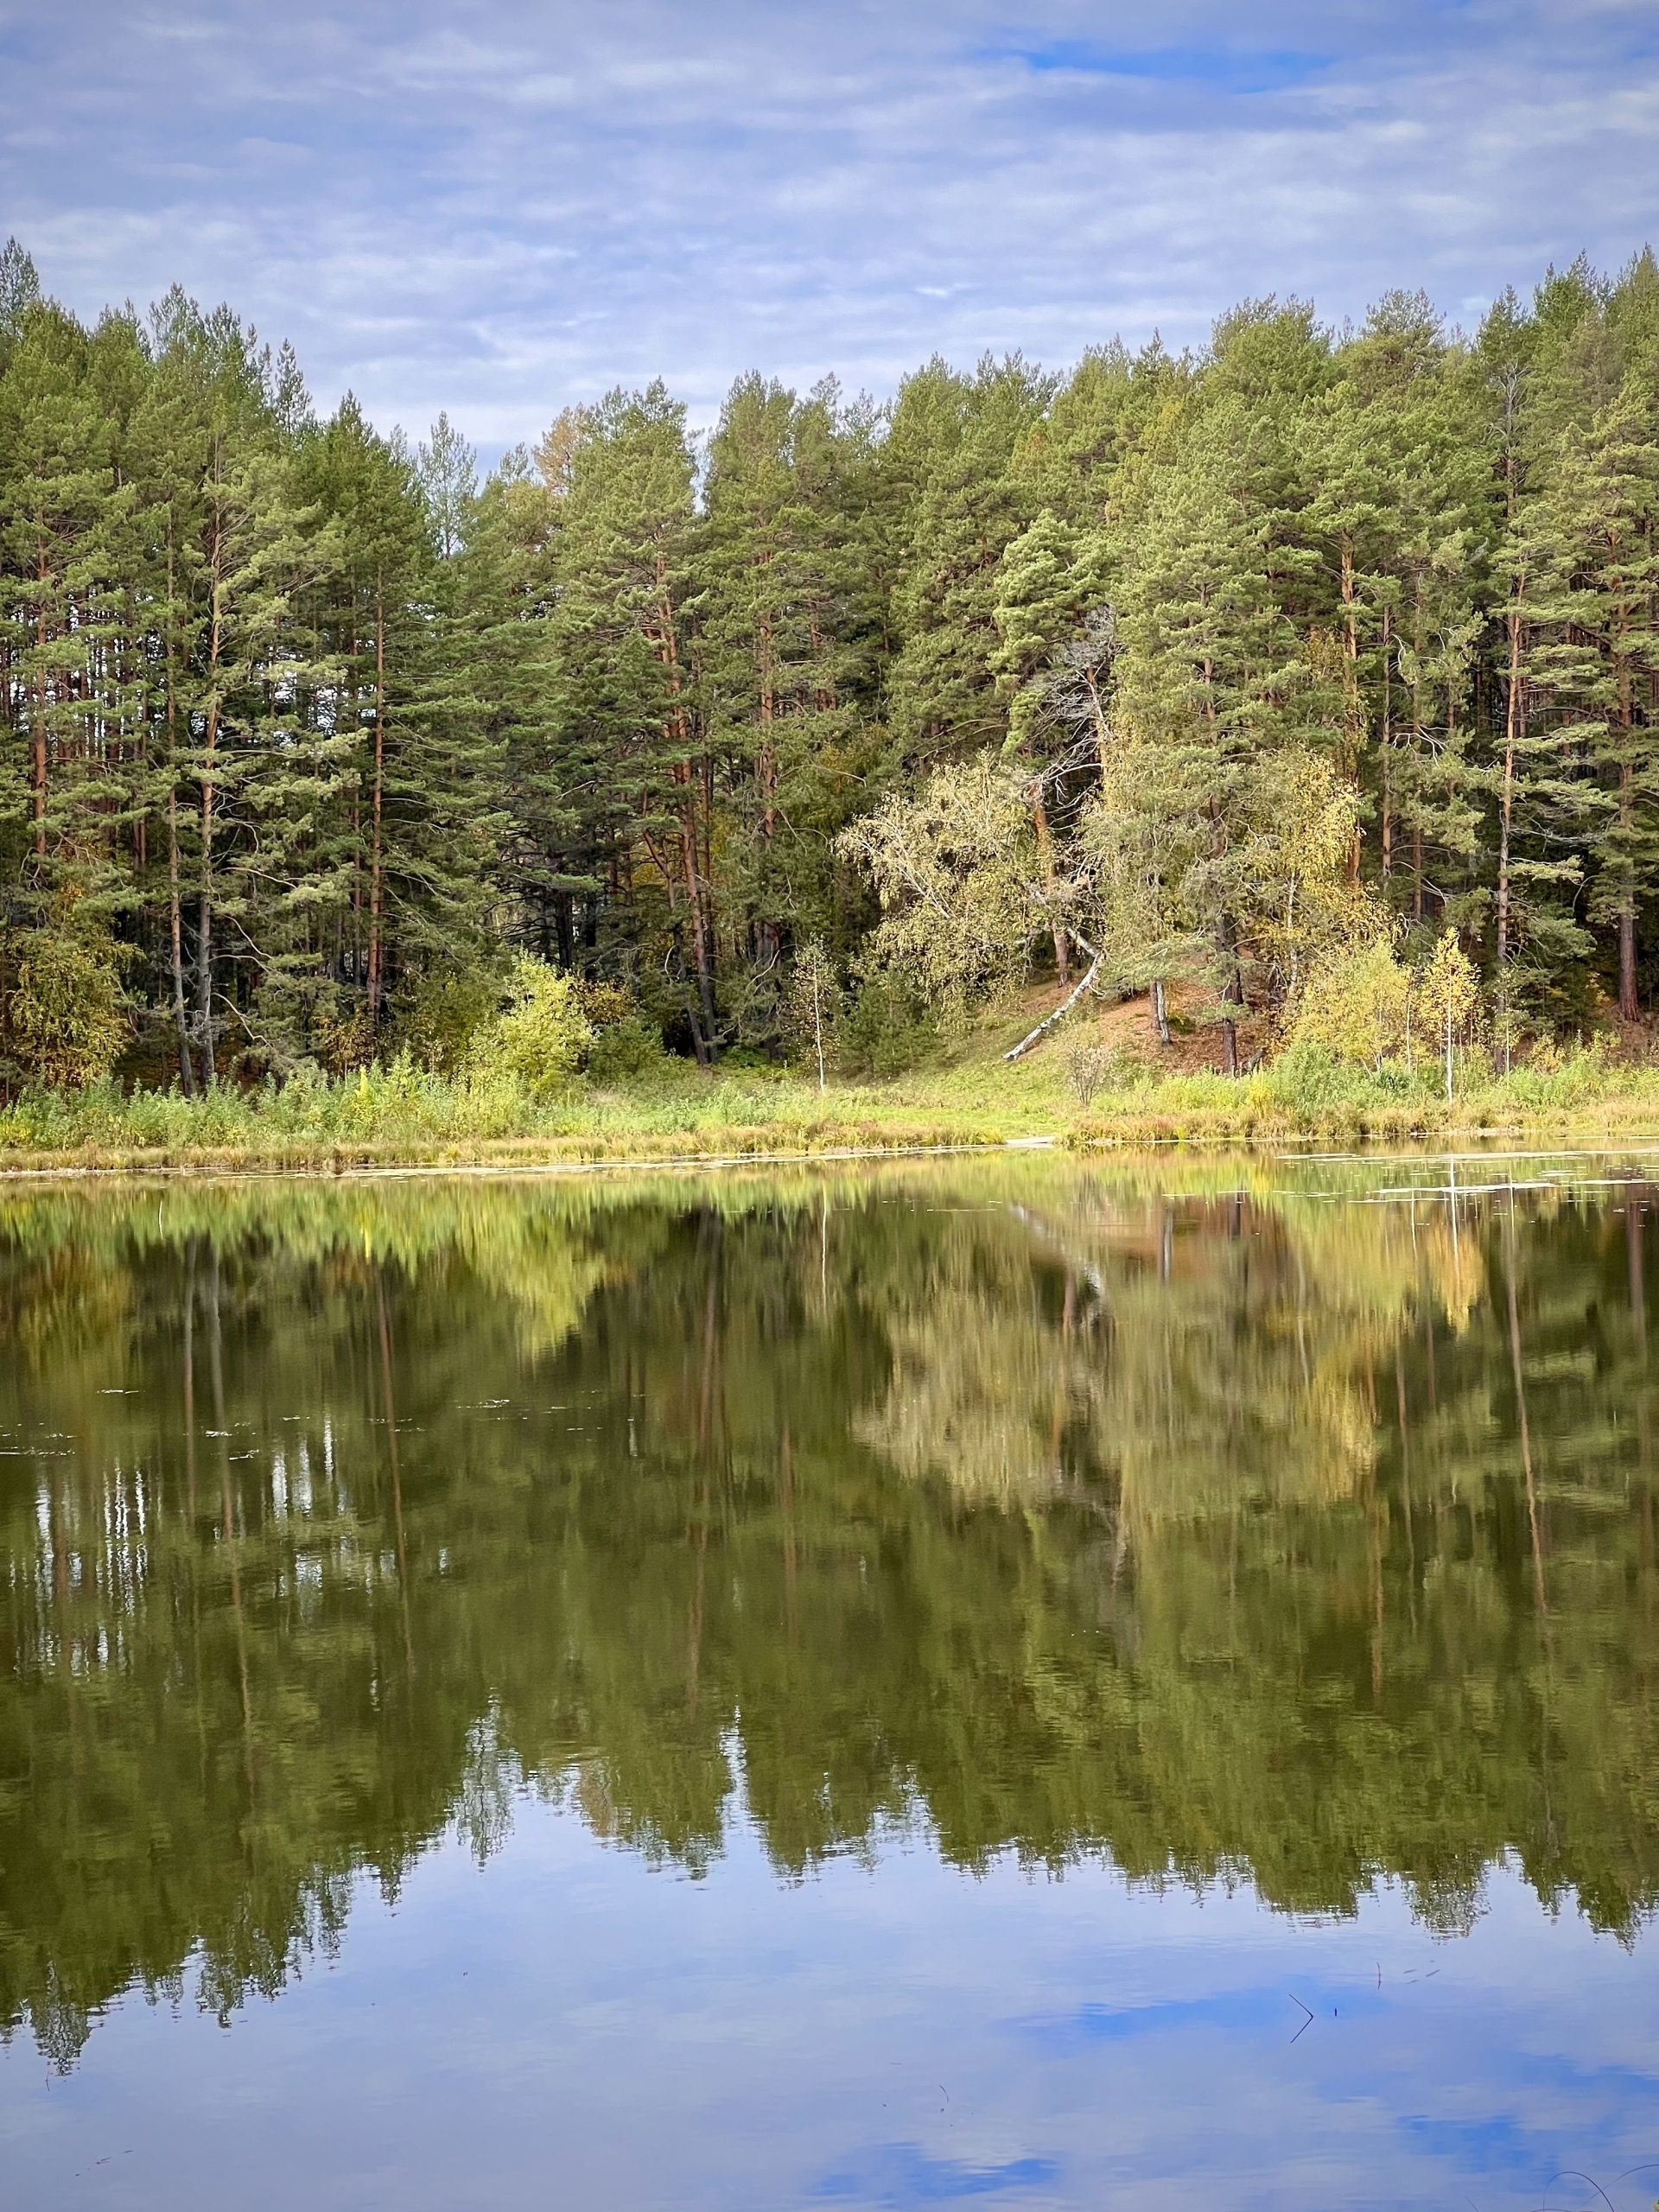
10 930 129 1090
466 957 591 1100
588 1014 668 1084
838 971 937 1077
396 964 500 1075
1262 1039 1384 1115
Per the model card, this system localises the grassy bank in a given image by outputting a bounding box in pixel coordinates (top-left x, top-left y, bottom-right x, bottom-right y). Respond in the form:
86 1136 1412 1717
0 1055 1030 1173
3 999 1659 1173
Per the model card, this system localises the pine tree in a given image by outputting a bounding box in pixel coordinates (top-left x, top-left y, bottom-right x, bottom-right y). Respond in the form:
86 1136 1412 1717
1518 379 1659 1019
1302 295 1485 925
701 374 861 1027
416 411 478 561
880 354 1054 763
541 387 716 1054
0 238 41 370
130 294 321 1086
0 300 138 985
294 397 442 1033
1098 307 1339 1065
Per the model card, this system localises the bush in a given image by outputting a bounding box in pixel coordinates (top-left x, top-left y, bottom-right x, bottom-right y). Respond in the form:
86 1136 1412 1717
10 929 129 1090
396 965 500 1075
1287 936 1410 1074
1061 1034 1116 1105
575 980 637 1031
1263 1038 1385 1114
587 1015 668 1084
466 958 591 1100
837 971 937 1077
313 996 375 1076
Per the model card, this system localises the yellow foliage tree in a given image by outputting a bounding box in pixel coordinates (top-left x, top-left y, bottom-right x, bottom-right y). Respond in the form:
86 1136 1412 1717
836 755 1051 1022
1415 932 1481 1102
467 958 592 1101
1289 933 1412 1074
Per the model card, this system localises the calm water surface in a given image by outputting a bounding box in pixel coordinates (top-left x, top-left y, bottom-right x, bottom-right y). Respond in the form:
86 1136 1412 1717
1 1153 1657 2209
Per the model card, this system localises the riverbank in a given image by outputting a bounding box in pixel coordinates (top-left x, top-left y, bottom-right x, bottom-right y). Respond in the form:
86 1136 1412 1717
1 1001 1656 1173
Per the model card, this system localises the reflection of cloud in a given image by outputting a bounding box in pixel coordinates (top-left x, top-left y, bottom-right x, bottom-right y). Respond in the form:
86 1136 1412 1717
995 41 1332 92
1025 1988 1300 2045
11 1815 1647 2212
810 2142 1061 2203
1 1 1655 450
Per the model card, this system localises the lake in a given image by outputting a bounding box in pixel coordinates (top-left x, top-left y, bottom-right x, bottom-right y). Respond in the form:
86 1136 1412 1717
1 1153 1656 2210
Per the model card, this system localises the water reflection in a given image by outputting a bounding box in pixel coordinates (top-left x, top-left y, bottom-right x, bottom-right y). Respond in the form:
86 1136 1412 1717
1 1156 1656 2076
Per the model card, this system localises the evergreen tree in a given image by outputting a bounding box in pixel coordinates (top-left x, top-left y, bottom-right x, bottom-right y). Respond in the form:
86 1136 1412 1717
2 236 1659 1092
541 387 716 1053
1098 309 1335 1064
416 410 478 561
1516 378 1659 1019
1303 296 1485 925
880 353 1054 762
702 374 861 1026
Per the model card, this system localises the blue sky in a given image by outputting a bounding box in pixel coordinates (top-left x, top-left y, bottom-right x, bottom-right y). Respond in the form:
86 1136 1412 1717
3 2 1657 456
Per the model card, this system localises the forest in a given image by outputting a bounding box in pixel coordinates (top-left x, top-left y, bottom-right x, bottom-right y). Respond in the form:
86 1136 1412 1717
2 235 1658 1103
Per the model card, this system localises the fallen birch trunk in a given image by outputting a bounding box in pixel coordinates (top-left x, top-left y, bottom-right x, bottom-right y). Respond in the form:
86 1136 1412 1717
1003 937 1107 1062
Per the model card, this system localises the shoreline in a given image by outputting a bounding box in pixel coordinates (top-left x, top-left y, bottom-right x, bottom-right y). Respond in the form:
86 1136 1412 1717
3 1103 1659 1179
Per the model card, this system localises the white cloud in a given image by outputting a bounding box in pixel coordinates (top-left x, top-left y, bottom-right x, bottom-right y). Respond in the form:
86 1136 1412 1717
1 0 1656 454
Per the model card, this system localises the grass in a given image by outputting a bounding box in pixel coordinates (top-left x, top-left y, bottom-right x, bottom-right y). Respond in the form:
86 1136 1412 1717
3 1001 1658 1174
0 1057 1013 1173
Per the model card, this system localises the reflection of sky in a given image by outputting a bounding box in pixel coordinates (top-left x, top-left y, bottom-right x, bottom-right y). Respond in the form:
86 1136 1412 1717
2 3 1657 455
4 1796 1655 2211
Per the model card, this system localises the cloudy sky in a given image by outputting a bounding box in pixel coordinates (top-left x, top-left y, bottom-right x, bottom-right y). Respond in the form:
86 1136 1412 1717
3 2 1657 454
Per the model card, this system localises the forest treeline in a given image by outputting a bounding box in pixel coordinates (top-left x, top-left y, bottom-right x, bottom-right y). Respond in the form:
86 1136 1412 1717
3 234 1658 1091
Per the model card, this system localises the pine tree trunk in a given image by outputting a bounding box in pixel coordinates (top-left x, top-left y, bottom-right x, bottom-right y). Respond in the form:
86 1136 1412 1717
33 549 48 864
681 798 718 1052
1379 606 1393 881
367 575 387 1025
653 556 718 1060
1621 900 1637 1021
1618 677 1637 1018
168 785 194 1098
164 528 194 1097
1497 604 1523 978
196 550 224 1093
195 859 214 1090
755 620 779 972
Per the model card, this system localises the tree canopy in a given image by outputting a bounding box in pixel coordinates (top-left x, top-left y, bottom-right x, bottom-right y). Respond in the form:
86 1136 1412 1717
3 243 1659 1084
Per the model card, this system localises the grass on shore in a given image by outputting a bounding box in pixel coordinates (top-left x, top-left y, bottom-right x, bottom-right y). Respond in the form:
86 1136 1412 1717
3 989 1659 1173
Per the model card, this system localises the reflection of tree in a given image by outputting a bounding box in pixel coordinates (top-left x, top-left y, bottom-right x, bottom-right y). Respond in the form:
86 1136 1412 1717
1 1164 1657 2069
861 1180 1484 1529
